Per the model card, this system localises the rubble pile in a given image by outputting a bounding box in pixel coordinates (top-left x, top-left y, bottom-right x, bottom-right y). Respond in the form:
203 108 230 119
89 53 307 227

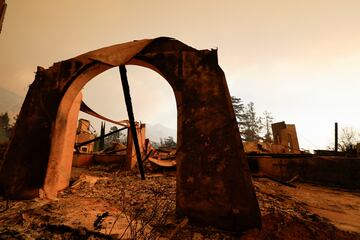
1 164 359 239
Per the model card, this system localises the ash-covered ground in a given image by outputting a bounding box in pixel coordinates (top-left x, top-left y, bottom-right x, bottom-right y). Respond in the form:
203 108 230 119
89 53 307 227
1 164 360 240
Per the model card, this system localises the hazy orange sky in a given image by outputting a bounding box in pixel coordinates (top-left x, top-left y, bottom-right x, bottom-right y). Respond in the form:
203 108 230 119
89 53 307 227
1 0 360 150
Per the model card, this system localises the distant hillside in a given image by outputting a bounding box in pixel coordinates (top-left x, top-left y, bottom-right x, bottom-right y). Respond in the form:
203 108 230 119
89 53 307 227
0 88 23 121
147 123 177 143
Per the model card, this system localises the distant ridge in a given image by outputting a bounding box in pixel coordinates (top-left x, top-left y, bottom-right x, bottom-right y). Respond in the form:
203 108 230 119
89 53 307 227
0 87 23 121
0 88 176 140
147 123 177 143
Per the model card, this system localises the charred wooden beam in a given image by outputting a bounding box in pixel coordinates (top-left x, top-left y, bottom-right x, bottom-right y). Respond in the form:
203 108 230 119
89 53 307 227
142 149 153 163
119 65 145 180
75 126 127 149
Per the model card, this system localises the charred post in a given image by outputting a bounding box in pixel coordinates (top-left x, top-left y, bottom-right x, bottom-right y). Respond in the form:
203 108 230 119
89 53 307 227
335 122 338 155
119 65 145 180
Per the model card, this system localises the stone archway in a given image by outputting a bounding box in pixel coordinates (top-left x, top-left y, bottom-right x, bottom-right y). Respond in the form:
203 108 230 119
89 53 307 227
0 37 261 231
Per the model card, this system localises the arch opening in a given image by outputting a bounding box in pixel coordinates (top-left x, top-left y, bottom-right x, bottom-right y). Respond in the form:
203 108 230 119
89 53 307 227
78 65 177 143
72 65 178 173
45 60 178 197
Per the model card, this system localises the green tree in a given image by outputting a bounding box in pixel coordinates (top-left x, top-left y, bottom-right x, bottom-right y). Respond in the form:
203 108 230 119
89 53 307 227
103 125 126 149
0 112 9 129
262 111 274 143
231 97 267 142
160 136 176 148
231 96 245 128
109 126 120 143
241 102 263 141
0 112 10 142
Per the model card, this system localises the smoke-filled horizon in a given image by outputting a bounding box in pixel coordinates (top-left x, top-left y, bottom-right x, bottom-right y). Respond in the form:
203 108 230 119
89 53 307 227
1 0 360 151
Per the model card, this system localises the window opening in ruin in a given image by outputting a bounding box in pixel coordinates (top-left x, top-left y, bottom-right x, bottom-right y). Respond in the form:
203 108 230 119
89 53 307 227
276 134 281 144
288 133 293 151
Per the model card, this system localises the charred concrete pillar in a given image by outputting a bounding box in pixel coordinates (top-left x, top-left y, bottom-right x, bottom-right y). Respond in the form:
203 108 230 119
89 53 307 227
0 65 87 198
174 50 261 231
134 43 261 231
42 91 82 198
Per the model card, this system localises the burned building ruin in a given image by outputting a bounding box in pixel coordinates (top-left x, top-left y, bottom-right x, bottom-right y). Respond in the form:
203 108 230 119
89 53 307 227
0 37 261 231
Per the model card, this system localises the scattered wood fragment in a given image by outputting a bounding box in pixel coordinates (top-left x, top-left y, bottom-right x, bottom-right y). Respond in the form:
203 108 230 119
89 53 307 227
45 224 112 239
148 157 176 168
93 212 109 230
0 199 9 213
142 149 153 163
169 217 189 239
252 173 297 188
287 174 300 184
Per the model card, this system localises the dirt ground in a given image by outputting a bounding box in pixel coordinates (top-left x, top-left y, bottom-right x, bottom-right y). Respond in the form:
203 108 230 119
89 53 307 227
1 164 360 240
